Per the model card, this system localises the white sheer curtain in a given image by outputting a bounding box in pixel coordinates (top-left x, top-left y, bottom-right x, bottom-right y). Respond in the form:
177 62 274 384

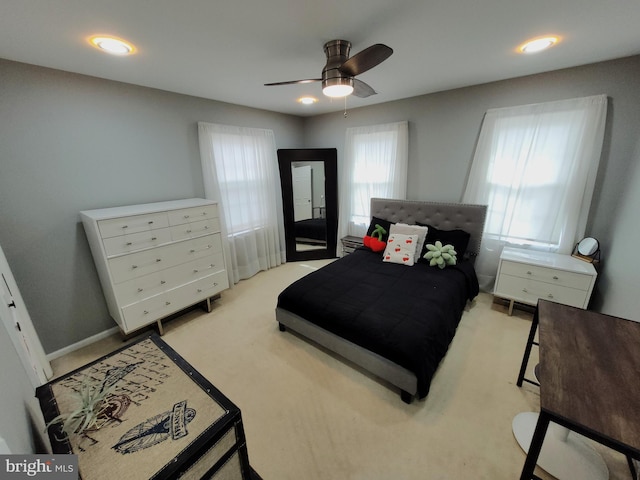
339 121 409 240
462 95 608 290
198 122 285 285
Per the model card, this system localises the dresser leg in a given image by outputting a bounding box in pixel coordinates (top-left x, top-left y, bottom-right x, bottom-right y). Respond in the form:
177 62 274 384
156 319 165 336
509 300 515 316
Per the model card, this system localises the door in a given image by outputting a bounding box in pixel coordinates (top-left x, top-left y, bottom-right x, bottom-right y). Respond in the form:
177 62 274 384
292 165 313 221
0 244 53 387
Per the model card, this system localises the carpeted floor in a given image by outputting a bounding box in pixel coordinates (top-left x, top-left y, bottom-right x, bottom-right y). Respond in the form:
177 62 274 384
52 259 632 480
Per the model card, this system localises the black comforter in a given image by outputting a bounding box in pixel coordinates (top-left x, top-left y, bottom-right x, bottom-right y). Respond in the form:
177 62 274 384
277 247 479 398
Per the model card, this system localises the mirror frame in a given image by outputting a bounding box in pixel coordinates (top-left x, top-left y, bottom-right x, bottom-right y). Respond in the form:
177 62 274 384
277 148 338 261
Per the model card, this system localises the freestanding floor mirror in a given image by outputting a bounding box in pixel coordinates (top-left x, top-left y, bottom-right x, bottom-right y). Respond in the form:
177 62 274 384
277 148 338 261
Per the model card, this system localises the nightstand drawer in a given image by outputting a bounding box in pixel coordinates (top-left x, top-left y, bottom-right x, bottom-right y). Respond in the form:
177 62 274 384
496 274 589 309
499 260 592 290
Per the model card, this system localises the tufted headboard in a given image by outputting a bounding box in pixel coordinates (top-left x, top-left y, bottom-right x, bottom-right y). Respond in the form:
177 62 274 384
370 198 487 262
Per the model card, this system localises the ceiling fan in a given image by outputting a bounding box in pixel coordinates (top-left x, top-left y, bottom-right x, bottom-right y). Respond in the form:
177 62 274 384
264 39 393 98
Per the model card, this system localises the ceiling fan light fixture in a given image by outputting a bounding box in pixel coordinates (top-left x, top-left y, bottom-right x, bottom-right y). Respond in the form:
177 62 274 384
322 77 354 98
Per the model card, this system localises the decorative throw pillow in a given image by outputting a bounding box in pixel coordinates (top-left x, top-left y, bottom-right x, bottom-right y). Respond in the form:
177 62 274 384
417 223 471 261
382 233 419 266
389 223 429 262
363 223 388 252
423 241 458 269
365 216 393 242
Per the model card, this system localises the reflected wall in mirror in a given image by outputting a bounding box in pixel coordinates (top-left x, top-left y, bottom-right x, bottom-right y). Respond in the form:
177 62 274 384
278 148 338 261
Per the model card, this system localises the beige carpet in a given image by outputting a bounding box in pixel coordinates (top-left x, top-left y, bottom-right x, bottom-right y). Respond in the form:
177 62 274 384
52 260 631 480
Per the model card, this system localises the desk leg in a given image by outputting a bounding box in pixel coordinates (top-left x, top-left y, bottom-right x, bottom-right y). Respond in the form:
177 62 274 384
519 411 550 480
517 307 539 387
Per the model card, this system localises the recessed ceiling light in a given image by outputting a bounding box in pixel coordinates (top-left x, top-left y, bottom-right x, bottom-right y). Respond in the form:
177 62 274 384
89 36 135 56
519 36 559 54
298 97 318 105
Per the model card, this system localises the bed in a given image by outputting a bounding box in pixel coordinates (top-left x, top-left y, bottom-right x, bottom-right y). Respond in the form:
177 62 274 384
276 198 487 403
294 217 327 244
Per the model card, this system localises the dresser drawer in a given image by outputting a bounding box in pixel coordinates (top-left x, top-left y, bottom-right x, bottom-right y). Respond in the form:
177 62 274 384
170 271 229 308
98 212 169 239
168 204 219 226
499 260 593 290
496 274 589 309
103 227 172 257
113 270 171 307
121 293 175 331
172 233 223 265
108 243 176 283
169 252 226 286
170 218 221 241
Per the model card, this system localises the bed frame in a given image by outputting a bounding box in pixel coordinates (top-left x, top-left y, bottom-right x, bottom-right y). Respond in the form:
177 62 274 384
276 198 487 403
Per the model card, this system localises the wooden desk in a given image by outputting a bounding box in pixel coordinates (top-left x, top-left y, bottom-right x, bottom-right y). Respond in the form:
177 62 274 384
519 300 640 480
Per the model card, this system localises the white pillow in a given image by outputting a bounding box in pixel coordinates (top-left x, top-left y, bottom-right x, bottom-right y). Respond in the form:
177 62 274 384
389 223 429 262
382 233 419 266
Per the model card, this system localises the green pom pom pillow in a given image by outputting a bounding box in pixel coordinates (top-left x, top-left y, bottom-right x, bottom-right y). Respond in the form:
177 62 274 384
423 241 457 269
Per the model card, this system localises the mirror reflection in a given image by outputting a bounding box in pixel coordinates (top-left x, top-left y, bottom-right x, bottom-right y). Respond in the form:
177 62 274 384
291 161 326 252
277 148 338 261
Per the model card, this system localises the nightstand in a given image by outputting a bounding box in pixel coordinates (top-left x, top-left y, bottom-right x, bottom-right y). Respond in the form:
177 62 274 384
341 235 363 255
494 247 597 315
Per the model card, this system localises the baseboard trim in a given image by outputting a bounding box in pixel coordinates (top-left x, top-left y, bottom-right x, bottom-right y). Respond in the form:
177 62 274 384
46 326 120 361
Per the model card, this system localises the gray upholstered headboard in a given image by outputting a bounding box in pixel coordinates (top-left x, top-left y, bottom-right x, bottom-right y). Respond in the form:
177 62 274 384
370 198 487 261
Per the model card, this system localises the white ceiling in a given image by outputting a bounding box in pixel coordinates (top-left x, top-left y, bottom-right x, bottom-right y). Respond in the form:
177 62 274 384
1 0 639 117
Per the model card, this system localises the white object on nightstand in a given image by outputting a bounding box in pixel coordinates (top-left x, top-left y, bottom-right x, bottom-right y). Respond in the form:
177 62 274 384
494 247 597 315
81 199 229 335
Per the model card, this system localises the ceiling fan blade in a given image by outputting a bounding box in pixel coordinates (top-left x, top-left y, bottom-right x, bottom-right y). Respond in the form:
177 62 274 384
352 79 377 98
339 44 393 77
264 78 322 86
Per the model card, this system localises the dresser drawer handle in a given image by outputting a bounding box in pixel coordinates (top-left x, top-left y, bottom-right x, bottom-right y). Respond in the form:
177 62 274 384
547 294 554 299
204 225 209 229
122 225 128 229
193 269 199 273
165 301 171 306
143 310 149 314
132 265 138 269
137 288 143 292
151 237 157 241
160 280 166 285
553 276 559 280
201 211 208 216
126 242 133 246
186 229 192 233
148 221 154 225
522 288 528 293
184 215 190 219
156 258 161 263
526 271 532 275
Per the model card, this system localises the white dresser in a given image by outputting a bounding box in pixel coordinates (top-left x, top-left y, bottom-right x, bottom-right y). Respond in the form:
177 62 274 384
494 247 597 315
80 198 229 334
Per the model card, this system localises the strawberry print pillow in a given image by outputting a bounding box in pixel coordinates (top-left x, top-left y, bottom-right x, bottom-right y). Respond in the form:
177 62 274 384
382 233 419 266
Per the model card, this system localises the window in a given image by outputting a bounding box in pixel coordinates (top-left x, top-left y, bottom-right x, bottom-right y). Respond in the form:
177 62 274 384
462 95 607 289
339 121 409 238
198 123 284 283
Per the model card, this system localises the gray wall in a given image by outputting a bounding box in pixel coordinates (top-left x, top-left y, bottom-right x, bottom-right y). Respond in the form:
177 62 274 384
304 55 640 319
0 59 305 353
